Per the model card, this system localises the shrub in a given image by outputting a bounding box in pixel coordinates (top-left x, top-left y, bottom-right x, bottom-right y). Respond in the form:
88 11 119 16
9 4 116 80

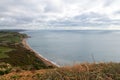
0 63 12 75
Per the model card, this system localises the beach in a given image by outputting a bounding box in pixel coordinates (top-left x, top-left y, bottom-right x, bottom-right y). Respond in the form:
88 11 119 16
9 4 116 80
22 38 58 68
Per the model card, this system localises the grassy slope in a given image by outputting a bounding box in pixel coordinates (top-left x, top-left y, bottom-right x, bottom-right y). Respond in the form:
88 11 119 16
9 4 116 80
0 47 13 58
0 31 53 71
0 63 120 80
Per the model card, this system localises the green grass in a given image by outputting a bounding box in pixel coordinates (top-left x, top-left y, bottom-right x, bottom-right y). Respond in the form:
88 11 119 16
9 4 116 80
10 75 22 79
0 47 13 59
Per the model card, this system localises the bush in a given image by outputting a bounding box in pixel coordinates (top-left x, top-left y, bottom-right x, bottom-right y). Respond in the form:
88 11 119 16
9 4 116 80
0 63 12 75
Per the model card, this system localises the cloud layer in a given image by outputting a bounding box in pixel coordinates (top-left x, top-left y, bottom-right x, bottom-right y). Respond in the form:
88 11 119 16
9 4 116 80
0 0 120 29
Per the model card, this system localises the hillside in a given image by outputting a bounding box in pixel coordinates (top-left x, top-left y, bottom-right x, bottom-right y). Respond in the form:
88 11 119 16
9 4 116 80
0 63 120 80
0 31 55 75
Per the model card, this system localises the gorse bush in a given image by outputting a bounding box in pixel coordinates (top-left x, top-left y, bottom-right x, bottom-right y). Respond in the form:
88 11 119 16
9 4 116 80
0 63 12 75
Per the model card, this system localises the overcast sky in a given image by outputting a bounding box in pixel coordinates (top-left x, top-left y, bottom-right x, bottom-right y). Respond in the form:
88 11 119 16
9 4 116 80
0 0 120 30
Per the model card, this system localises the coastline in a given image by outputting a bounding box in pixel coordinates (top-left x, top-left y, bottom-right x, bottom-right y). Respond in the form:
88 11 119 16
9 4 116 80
22 38 59 68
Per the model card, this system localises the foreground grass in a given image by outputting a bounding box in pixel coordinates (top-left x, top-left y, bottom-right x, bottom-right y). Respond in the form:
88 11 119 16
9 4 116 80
0 63 120 80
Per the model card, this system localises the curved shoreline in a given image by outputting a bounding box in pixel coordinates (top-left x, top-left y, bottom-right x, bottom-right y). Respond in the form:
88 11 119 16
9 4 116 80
22 38 59 67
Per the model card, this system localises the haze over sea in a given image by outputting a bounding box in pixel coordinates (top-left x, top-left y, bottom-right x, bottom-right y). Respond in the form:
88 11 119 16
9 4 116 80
24 30 120 66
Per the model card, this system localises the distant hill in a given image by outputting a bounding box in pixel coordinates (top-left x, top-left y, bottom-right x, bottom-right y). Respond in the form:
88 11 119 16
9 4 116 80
0 29 26 32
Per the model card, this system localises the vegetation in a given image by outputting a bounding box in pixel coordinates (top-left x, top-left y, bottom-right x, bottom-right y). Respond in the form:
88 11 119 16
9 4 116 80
35 63 120 80
0 31 26 43
0 47 13 59
0 62 12 75
0 31 54 73
0 63 119 80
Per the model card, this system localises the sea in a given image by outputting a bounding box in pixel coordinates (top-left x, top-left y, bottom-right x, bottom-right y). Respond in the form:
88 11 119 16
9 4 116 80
23 30 120 66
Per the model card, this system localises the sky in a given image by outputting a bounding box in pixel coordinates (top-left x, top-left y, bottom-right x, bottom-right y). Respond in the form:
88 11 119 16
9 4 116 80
0 0 120 30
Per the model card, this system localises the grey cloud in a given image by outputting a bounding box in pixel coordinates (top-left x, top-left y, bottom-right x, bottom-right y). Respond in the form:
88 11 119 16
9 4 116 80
104 0 113 6
44 2 61 13
114 11 120 14
0 0 42 27
47 12 120 27
0 0 120 29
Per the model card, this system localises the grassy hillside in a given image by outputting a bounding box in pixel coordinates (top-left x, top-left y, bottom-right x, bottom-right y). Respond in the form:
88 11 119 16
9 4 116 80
0 63 120 80
0 47 13 59
0 31 54 75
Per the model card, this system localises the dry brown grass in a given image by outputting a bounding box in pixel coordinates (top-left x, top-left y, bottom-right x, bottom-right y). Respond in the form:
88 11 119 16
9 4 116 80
0 62 119 80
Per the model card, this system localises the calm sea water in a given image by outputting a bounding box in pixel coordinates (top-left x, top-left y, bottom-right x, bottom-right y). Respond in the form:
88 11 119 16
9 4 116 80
24 30 120 66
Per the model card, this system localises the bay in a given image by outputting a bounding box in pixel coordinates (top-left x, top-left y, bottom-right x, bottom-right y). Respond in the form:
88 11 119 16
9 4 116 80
24 30 120 66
